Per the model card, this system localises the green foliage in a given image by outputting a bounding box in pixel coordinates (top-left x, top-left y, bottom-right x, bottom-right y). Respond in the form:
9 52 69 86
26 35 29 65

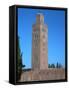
51 64 55 68
16 36 25 81
56 62 62 68
48 64 55 68
56 62 59 68
48 64 51 68
48 62 63 68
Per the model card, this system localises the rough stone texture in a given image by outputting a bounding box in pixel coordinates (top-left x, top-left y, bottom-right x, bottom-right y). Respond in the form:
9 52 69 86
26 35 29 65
32 13 48 70
20 69 65 82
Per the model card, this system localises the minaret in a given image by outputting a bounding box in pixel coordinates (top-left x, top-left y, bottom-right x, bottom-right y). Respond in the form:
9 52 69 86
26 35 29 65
32 13 48 70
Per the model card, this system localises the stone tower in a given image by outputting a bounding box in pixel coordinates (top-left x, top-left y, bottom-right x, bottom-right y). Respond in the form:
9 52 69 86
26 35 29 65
32 13 48 70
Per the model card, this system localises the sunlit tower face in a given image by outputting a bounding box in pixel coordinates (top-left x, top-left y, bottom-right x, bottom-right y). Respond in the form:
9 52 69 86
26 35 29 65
32 13 48 70
36 14 44 24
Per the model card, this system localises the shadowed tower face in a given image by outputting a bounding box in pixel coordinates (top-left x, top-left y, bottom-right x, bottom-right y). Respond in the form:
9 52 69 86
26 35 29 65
32 13 48 70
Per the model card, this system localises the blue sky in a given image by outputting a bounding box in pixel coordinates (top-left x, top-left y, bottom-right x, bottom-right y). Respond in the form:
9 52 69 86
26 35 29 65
18 8 65 69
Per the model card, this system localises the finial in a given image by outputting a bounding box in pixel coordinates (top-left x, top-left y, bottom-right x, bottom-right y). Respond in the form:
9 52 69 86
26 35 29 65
37 10 43 15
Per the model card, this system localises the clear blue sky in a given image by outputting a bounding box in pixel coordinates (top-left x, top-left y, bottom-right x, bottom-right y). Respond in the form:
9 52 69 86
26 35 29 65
18 8 65 69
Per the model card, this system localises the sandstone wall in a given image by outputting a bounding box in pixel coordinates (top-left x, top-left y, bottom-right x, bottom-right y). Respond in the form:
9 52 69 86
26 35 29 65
20 68 65 82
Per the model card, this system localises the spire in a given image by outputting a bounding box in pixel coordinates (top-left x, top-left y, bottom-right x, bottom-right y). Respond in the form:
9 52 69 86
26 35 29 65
36 13 44 24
